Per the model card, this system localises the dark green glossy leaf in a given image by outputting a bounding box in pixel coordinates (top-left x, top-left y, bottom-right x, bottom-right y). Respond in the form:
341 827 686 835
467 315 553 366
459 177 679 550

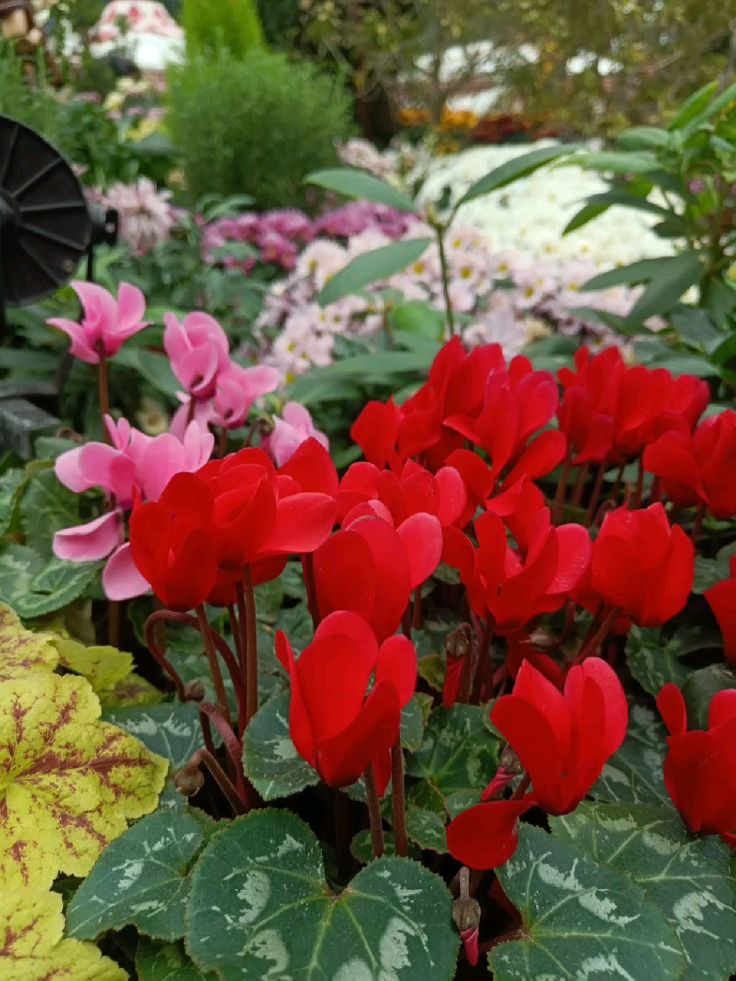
242 692 319 800
592 702 669 805
103 702 206 770
682 663 736 729
136 939 216 981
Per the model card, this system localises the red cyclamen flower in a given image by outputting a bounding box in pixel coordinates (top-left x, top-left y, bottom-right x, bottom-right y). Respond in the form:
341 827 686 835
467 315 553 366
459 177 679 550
704 556 736 666
447 657 628 869
657 683 736 846
584 503 694 627
644 410 736 519
276 611 416 794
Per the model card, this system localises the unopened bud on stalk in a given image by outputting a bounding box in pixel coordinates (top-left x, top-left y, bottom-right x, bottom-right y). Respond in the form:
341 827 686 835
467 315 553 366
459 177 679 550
183 680 205 702
174 762 205 797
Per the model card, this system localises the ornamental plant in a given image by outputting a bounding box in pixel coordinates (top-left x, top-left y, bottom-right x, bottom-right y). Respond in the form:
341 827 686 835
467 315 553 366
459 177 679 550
8 301 736 978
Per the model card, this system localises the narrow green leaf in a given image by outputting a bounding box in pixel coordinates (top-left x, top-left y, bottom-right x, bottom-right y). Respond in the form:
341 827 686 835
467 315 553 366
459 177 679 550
668 82 719 130
574 150 660 174
306 167 418 213
186 810 458 979
242 692 319 800
457 144 579 205
66 810 204 942
680 80 736 134
626 253 703 324
316 238 431 306
553 801 736 981
581 256 683 292
490 825 685 980
617 126 672 151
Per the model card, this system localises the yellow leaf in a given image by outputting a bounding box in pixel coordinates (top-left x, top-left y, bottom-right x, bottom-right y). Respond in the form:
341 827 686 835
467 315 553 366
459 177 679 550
0 605 57 681
98 671 163 709
0 886 126 981
0 673 168 891
50 631 133 691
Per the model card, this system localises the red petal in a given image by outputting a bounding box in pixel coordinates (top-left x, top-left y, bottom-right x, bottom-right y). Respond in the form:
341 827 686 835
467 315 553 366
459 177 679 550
266 492 336 555
375 635 417 706
278 438 338 497
503 429 567 487
446 799 535 870
397 513 443 590
656 683 688 736
314 530 376 623
705 577 736 666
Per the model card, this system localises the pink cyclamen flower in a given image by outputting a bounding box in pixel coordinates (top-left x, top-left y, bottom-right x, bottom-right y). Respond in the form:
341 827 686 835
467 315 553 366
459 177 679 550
163 311 230 399
48 281 148 364
266 402 329 467
211 363 280 430
53 416 214 600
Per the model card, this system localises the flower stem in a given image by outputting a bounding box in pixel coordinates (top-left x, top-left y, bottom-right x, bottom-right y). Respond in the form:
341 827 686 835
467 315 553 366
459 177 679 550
96 351 111 440
197 605 232 728
185 748 246 816
363 764 385 858
692 500 706 544
434 223 455 339
390 740 408 856
584 462 607 526
302 553 321 629
571 462 590 508
573 606 619 664
553 452 572 524
243 565 259 726
198 701 250 808
510 773 531 801
143 611 189 701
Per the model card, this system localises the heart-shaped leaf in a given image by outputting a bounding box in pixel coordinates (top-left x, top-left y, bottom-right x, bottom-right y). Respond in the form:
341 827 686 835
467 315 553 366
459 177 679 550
104 702 206 771
490 825 685 979
591 702 670 806
626 625 717 697
242 692 319 800
136 939 216 980
552 801 736 980
186 809 458 979
66 809 204 942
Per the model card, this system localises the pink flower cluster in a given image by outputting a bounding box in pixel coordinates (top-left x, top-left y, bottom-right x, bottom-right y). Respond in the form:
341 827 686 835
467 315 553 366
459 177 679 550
254 223 643 381
202 202 417 274
89 178 177 255
164 312 280 437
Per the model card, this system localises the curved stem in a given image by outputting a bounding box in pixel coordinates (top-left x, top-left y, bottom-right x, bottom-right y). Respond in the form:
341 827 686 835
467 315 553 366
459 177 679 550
198 701 250 807
186 748 246 816
143 611 189 701
573 606 620 665
553 451 572 524
197 606 232 727
364 765 385 858
390 741 408 857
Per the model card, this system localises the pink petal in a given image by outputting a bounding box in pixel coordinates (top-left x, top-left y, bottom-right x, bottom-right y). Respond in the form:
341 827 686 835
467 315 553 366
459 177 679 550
47 319 98 364
55 446 88 492
53 511 121 562
102 542 151 600
115 282 147 332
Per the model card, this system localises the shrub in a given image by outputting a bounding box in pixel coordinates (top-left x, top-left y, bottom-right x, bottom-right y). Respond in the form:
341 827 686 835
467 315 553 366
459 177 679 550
182 0 264 59
0 43 60 145
166 49 353 209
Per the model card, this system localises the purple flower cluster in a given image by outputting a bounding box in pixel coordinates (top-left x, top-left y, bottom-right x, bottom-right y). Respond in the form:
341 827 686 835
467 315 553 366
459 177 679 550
202 202 417 273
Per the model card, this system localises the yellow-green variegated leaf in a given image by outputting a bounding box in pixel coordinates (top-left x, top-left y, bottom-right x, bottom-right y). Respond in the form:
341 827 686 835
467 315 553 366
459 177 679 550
0 887 126 981
0 604 57 680
0 673 168 891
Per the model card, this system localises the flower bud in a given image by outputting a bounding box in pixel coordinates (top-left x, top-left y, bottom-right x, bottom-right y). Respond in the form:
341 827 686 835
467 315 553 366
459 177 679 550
174 763 205 797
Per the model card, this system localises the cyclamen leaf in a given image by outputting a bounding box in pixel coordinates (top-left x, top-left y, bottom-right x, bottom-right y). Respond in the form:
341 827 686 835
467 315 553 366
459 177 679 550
406 704 499 803
682 663 736 730
490 825 686 980
104 701 205 770
591 702 670 806
186 810 459 980
20 468 81 557
406 808 447 853
136 938 216 981
0 673 168 891
625 625 713 697
242 692 319 800
0 544 99 618
66 809 204 942
400 692 432 753
552 801 736 981
0 887 126 981
0 604 57 680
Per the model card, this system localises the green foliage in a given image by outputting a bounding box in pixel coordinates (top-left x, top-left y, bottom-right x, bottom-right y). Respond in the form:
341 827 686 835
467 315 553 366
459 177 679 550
256 0 303 49
491 825 686 979
553 801 736 980
167 50 353 209
0 43 60 144
182 0 264 59
242 692 319 799
317 238 432 306
186 810 459 979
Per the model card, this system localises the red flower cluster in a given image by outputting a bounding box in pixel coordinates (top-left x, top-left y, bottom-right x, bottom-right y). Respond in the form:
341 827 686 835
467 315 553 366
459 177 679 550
448 658 628 868
644 410 736 519
130 441 337 609
705 556 736 665
276 611 416 793
558 346 708 465
657 683 736 845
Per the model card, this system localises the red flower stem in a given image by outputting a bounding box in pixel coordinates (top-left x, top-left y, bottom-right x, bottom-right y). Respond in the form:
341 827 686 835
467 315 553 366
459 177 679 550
198 707 218 758
107 600 120 649
235 581 249 679
96 347 111 441
692 500 706 544
470 618 493 704
390 740 408 856
553 451 572 523
228 603 243 663
401 604 412 639
570 461 590 508
510 773 531 801
574 606 620 664
610 462 625 503
198 701 250 807
143 611 189 701
584 462 607 526
188 748 246 816
412 587 423 629
243 565 259 726
197 606 233 728
302 553 321 629
217 427 228 457
633 456 644 508
363 765 385 858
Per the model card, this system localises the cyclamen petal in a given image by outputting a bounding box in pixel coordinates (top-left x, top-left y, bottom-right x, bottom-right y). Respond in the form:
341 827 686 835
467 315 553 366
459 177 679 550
53 510 122 562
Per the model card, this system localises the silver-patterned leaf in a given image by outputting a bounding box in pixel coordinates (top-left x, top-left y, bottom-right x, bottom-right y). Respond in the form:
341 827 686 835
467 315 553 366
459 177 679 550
591 702 670 805
103 702 205 770
242 692 319 800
